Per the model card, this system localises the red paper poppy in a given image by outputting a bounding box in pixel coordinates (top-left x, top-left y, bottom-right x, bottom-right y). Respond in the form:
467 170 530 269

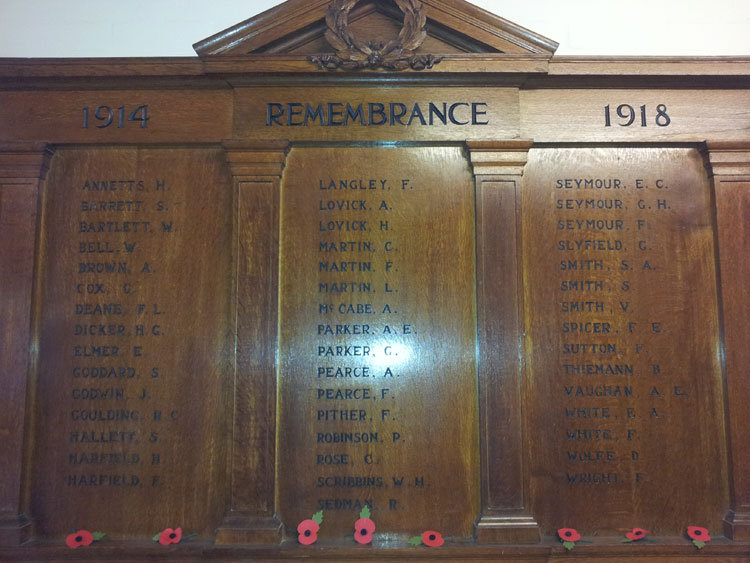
158 527 182 545
297 519 319 545
354 517 375 544
625 528 649 541
558 528 581 543
65 530 94 549
687 526 711 542
422 530 444 547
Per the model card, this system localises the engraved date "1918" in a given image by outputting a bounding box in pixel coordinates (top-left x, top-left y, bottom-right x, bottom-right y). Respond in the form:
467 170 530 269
604 104 670 127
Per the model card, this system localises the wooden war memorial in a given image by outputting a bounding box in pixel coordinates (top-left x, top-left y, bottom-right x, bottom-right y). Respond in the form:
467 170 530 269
1 0 749 560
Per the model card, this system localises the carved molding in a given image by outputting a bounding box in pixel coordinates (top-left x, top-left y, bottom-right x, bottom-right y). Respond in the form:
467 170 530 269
0 143 53 181
223 140 290 178
309 0 443 71
466 140 533 177
703 142 750 177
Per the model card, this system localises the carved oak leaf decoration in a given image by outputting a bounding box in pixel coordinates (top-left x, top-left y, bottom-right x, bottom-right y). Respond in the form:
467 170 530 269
310 0 443 71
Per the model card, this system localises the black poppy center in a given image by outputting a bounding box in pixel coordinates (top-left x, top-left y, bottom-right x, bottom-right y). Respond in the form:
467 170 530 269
565 531 572 537
169 533 176 539
429 534 436 541
694 530 703 536
635 531 643 536
304 530 311 537
360 529 368 535
75 535 83 542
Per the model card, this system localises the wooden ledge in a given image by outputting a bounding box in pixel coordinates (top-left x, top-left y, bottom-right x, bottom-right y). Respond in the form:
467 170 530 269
2 536 750 561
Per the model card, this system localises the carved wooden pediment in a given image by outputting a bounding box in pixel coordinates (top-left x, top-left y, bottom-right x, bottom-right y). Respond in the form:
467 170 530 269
193 0 558 64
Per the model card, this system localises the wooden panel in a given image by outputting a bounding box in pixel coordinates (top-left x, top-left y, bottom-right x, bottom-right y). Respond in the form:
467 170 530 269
712 169 750 539
479 179 523 510
277 146 479 537
193 0 557 57
521 90 750 143
0 182 38 512
202 55 550 75
547 57 750 76
522 147 728 535
234 87 519 142
234 179 278 514
29 147 233 538
215 147 285 542
0 91 232 144
0 144 52 546
467 141 539 543
0 0 747 557
280 9 467 56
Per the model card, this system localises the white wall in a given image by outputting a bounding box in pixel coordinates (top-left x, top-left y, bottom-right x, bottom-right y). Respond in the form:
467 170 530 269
0 0 748 58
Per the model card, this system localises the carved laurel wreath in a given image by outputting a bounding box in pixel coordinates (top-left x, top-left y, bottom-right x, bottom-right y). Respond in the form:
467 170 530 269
309 0 443 71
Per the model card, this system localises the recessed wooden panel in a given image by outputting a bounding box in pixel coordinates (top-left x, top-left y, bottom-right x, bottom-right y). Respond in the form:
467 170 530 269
277 146 479 537
1 0 748 558
522 147 729 535
30 147 232 537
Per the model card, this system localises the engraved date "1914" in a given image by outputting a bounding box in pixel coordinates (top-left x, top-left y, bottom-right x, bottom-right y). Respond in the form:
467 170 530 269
83 105 149 129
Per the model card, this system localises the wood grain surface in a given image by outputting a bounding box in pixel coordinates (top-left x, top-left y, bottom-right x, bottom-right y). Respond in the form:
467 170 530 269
28 148 232 538
0 0 749 559
277 145 479 538
522 147 728 535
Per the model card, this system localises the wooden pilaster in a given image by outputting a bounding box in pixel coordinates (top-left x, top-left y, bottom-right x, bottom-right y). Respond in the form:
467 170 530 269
466 141 540 543
215 140 289 544
0 143 52 546
703 142 750 541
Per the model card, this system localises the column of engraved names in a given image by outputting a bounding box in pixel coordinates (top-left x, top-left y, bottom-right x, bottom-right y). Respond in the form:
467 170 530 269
68 178 174 492
622 176 686 488
315 177 410 514
556 176 660 489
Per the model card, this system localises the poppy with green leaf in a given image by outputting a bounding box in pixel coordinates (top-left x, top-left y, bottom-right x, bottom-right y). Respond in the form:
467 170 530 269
298 510 324 545
353 505 375 544
687 526 711 549
558 528 582 550
409 530 444 547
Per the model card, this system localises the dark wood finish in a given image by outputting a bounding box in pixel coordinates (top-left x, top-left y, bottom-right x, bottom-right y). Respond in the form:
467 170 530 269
3 537 750 561
522 147 729 535
260 4 482 56
306 1 446 71
704 142 750 541
277 145 479 537
521 89 750 143
0 1 749 560
468 141 540 543
215 141 289 544
1 56 747 80
0 91 232 145
232 86 520 142
0 143 52 546
28 147 233 538
193 0 557 57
